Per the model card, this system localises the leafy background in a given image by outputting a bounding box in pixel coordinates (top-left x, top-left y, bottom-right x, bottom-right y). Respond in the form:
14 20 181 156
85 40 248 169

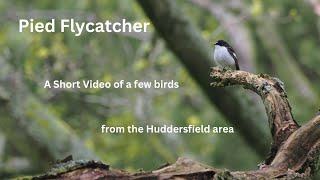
0 0 319 178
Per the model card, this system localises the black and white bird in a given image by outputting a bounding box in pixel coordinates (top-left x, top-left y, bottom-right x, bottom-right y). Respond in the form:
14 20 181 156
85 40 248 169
213 40 240 70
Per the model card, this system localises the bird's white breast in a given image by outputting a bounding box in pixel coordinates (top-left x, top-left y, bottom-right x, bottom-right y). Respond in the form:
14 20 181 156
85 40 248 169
213 45 236 69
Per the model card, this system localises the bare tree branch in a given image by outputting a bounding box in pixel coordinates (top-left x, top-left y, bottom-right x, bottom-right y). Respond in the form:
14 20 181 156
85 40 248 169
210 67 299 164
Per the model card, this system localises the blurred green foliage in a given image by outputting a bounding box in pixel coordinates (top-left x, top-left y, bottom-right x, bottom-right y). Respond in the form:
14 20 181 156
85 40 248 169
0 0 319 178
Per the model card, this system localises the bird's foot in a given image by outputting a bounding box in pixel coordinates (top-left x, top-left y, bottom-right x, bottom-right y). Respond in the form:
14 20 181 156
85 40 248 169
211 66 223 72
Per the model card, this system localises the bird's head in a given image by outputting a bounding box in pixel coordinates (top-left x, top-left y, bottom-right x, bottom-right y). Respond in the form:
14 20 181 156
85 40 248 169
214 40 229 47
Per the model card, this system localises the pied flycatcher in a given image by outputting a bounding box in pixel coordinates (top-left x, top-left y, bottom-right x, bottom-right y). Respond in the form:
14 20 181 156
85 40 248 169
213 40 240 70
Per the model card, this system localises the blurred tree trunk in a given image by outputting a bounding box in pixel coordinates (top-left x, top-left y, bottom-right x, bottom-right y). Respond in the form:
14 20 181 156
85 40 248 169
0 60 97 172
136 0 270 157
254 20 318 102
250 12 320 123
192 0 320 123
190 0 255 72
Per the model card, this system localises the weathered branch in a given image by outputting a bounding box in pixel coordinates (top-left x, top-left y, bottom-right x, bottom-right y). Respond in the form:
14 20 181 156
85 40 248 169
231 115 320 179
209 67 319 178
27 68 320 179
210 67 300 163
270 115 320 173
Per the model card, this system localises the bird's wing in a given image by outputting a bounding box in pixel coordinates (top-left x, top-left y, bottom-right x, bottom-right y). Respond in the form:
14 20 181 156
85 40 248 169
227 47 240 70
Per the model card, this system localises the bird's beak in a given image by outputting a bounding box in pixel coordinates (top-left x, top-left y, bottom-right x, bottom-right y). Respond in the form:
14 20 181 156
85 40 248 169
214 42 218 45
